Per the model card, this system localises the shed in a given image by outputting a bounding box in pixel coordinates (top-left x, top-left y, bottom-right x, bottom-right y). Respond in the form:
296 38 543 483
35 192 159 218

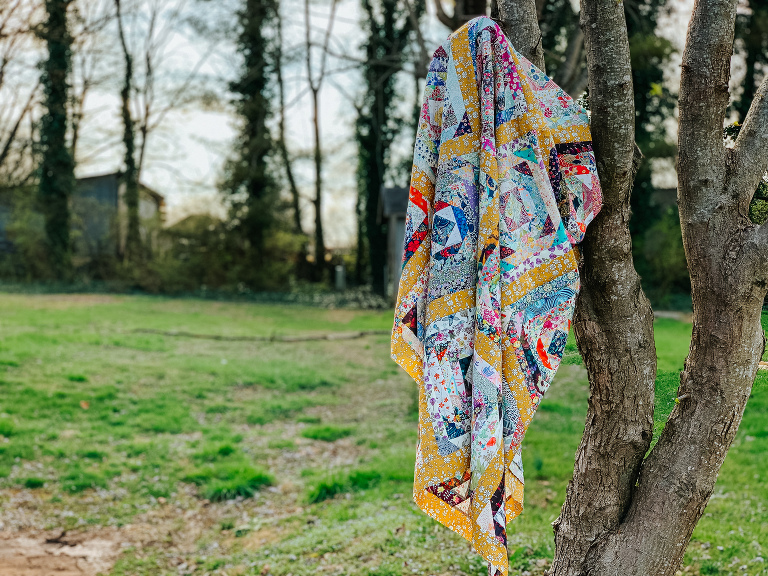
0 172 165 263
378 186 409 299
72 172 165 261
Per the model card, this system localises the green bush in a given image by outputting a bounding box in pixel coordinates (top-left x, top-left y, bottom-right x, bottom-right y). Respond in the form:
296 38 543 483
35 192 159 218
643 208 690 298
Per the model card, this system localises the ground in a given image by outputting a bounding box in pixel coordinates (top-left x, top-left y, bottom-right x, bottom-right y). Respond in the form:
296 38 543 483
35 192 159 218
0 294 765 576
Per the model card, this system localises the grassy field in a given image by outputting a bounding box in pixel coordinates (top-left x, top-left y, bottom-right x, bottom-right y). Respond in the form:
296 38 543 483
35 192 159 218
0 294 765 576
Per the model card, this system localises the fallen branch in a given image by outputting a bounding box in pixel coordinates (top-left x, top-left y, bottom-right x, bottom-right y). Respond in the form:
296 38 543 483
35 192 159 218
131 328 390 343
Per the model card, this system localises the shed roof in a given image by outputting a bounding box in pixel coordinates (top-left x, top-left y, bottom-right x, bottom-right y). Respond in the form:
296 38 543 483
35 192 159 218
77 171 165 206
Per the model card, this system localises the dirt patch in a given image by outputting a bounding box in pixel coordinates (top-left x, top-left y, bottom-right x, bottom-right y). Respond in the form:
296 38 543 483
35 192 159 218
0 530 122 576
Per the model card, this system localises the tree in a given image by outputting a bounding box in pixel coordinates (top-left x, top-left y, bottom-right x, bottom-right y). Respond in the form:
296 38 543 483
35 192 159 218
494 0 768 574
498 0 681 301
303 0 339 280
624 2 681 303
275 13 302 238
434 0 487 29
733 0 768 122
38 0 76 280
115 0 141 264
356 0 421 295
222 0 279 278
68 0 113 163
0 0 41 187
114 0 208 264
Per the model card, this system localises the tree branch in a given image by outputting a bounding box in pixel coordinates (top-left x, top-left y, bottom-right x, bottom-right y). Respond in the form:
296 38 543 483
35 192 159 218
493 0 544 70
677 0 737 221
433 0 455 29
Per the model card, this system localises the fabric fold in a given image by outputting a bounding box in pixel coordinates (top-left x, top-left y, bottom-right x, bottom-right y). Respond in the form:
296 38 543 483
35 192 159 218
391 16 602 576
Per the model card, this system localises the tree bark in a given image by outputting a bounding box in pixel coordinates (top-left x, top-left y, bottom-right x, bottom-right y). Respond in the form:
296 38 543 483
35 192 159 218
550 1 658 573
493 0 545 70
492 0 768 575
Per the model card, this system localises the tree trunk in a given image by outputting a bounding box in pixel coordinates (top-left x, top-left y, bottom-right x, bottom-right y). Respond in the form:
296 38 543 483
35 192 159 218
304 0 338 281
551 1 658 574
38 0 75 280
493 0 545 69
275 16 302 237
494 1 768 574
310 86 325 278
115 0 141 265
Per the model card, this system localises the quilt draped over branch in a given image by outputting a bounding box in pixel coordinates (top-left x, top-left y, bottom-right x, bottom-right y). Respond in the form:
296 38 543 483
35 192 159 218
391 16 602 576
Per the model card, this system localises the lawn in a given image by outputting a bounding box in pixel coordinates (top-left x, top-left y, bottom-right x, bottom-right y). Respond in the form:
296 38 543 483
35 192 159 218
0 294 764 576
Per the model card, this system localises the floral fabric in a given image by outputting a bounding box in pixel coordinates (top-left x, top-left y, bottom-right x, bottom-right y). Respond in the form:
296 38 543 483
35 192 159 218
390 16 602 576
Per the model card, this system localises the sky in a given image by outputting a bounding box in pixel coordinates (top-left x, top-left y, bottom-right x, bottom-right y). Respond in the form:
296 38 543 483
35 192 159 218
73 0 422 246
7 0 754 248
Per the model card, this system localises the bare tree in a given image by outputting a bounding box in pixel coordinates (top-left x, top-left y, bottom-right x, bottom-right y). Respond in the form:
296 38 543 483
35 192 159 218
0 0 43 186
493 0 768 574
68 0 113 162
275 13 302 237
115 0 141 263
113 0 211 262
304 0 339 277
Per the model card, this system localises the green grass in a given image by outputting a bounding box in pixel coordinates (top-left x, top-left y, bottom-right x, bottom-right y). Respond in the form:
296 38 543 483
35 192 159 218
183 463 273 501
300 424 354 442
0 293 764 576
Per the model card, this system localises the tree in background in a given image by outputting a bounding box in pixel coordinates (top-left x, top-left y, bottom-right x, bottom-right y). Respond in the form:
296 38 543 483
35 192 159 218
734 0 768 122
38 0 75 280
527 0 680 303
537 0 587 97
356 0 422 294
624 1 682 304
434 0 487 29
221 0 280 280
303 0 339 281
0 2 41 188
114 0 141 265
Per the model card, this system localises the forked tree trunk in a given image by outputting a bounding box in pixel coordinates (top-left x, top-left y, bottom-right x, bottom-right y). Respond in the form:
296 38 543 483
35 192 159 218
495 0 768 574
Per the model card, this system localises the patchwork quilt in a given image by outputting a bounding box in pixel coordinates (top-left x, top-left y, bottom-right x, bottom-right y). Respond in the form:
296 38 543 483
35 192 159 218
390 16 602 576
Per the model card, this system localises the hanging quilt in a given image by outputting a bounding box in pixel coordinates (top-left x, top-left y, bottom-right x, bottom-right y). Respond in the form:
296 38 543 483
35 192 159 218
390 16 602 576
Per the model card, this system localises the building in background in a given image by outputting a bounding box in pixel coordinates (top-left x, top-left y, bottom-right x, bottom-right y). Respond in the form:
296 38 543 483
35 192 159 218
0 172 165 266
73 172 165 264
378 186 408 300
